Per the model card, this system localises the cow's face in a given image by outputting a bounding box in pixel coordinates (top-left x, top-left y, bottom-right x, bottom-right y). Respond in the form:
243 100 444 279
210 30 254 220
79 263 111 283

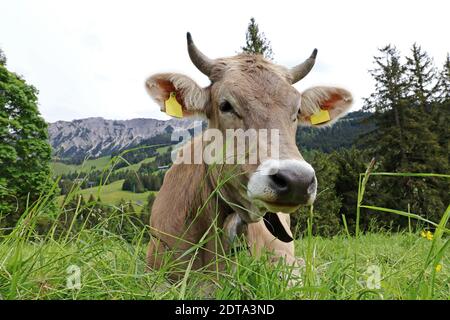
146 33 352 223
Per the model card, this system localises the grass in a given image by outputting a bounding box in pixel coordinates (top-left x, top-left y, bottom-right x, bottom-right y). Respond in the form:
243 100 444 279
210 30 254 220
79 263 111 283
0 202 448 300
0 225 448 299
1 157 448 300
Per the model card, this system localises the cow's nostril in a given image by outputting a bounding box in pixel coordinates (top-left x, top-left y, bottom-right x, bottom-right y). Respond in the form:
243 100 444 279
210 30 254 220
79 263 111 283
266 166 316 204
247 160 317 207
269 173 288 190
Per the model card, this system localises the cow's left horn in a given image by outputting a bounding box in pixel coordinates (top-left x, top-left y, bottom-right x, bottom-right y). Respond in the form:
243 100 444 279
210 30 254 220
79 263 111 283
290 49 318 84
187 32 213 77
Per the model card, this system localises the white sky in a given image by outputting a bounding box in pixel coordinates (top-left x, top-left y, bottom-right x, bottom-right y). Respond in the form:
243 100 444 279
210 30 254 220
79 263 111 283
1 0 448 122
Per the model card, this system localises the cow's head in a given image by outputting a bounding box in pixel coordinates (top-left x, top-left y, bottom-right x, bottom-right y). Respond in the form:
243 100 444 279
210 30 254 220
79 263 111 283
146 33 352 225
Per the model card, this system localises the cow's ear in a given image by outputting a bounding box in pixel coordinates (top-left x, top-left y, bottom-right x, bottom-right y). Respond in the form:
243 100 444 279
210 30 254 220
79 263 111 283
145 73 209 117
298 86 353 127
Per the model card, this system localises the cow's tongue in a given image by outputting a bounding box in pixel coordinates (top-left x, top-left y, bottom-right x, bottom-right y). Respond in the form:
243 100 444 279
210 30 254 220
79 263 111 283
263 212 294 243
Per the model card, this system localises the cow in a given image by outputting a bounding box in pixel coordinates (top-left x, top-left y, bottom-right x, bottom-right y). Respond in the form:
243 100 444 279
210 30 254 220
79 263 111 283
145 33 352 279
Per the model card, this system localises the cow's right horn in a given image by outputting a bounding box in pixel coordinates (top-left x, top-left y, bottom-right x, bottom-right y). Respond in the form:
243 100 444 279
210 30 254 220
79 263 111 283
187 32 213 77
290 49 318 84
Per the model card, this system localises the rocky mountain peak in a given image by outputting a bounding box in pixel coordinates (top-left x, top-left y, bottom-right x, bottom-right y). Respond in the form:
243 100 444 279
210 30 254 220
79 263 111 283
48 117 198 159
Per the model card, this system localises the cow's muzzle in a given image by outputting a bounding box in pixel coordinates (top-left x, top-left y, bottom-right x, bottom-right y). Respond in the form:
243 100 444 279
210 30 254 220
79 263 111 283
247 159 317 213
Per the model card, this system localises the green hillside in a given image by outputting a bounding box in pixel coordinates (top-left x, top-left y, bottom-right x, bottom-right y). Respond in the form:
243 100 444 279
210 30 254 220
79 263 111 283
53 145 170 211
116 146 171 173
51 146 171 176
51 156 112 175
58 179 155 209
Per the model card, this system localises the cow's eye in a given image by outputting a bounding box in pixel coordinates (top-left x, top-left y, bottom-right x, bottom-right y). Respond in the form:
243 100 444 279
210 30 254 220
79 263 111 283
219 100 234 113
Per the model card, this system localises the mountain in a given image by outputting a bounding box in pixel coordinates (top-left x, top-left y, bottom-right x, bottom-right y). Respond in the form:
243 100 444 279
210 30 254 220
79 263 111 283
49 111 373 162
48 117 200 160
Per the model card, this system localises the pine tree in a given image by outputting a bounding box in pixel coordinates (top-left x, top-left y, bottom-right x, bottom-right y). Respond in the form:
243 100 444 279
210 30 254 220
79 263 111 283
403 44 443 171
434 55 450 152
405 43 437 112
0 48 6 66
433 54 450 152
363 45 408 170
435 54 450 103
433 54 450 208
362 45 447 225
241 17 274 60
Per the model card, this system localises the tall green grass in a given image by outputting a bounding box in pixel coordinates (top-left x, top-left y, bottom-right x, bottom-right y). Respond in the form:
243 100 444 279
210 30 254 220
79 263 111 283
0 156 448 300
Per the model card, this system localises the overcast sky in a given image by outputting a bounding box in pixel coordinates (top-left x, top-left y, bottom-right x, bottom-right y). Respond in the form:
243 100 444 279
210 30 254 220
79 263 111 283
1 0 448 122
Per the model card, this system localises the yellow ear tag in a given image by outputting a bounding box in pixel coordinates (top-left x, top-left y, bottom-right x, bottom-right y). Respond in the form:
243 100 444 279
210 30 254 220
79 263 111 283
310 109 330 125
165 92 183 118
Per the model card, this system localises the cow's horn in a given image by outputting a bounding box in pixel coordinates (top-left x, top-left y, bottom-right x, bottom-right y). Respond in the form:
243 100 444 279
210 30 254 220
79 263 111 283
187 32 213 77
290 49 318 84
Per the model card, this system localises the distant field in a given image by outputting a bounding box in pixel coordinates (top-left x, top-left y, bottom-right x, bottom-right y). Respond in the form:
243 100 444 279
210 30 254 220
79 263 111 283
51 156 113 175
52 146 170 211
115 145 170 173
58 179 155 209
51 146 171 175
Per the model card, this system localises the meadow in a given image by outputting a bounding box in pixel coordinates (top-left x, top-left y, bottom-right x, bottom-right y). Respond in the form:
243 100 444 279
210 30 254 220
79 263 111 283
56 179 154 211
0 172 448 300
2 149 449 300
51 156 112 175
51 146 170 176
52 145 171 209
0 218 448 299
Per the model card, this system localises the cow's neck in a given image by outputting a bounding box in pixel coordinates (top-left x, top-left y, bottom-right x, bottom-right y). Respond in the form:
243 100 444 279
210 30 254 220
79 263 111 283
151 132 246 252
171 135 235 225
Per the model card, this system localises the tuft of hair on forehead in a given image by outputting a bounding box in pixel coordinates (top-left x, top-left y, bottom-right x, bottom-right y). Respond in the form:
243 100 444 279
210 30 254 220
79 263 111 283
209 53 291 83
